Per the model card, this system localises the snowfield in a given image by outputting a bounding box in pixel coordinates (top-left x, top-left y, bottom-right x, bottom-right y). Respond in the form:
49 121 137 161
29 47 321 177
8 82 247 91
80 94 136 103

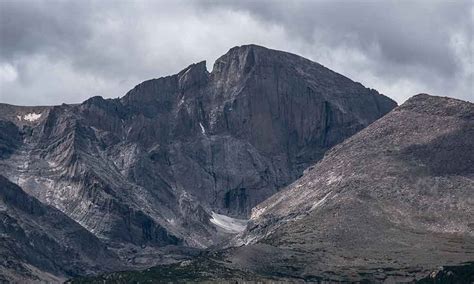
210 212 247 233
199 122 206 134
20 112 42 122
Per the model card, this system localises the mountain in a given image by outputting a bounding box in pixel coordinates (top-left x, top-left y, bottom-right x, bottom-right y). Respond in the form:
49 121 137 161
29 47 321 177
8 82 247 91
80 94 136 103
0 175 121 282
0 43 396 265
227 94 474 282
77 94 474 283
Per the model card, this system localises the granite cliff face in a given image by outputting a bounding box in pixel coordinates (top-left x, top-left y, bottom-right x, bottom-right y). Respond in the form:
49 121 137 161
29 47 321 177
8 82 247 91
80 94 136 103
0 45 397 280
229 94 474 282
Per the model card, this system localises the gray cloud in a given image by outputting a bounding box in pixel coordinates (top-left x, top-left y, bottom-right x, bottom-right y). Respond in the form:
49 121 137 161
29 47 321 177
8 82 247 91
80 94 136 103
219 1 467 74
0 0 472 105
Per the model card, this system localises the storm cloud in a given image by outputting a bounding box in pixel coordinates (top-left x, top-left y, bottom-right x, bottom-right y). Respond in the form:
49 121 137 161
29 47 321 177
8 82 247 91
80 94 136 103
0 0 472 105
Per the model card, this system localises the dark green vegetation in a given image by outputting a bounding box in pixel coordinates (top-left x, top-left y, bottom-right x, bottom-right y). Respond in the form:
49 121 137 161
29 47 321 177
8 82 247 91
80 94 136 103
69 259 474 283
417 262 474 284
68 256 275 283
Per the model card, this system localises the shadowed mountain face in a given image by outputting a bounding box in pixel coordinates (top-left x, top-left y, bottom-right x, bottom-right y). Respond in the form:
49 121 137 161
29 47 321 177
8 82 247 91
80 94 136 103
0 120 21 159
227 94 474 282
0 175 121 282
0 45 396 255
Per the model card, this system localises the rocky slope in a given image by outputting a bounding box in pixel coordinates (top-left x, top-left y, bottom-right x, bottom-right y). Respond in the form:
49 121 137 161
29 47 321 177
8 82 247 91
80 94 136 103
85 94 473 283
0 175 121 282
226 94 474 282
0 44 396 262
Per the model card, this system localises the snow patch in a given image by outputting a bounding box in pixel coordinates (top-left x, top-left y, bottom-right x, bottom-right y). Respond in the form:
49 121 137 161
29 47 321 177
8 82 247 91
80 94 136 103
23 112 42 122
199 122 206 135
210 212 247 233
178 97 185 107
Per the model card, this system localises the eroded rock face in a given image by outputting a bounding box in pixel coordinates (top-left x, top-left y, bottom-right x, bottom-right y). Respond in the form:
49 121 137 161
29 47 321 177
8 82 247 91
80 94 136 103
234 94 474 282
119 44 395 217
0 175 121 283
0 45 396 255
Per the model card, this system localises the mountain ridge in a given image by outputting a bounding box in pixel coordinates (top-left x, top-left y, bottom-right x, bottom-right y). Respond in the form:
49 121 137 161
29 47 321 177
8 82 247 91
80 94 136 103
0 44 398 281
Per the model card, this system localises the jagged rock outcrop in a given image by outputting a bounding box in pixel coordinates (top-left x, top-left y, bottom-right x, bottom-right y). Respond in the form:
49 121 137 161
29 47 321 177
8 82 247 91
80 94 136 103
229 94 474 282
0 45 396 275
0 175 121 282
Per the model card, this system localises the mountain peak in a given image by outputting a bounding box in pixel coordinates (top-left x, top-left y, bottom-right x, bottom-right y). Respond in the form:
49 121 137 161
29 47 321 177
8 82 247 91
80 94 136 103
212 44 313 74
223 44 272 56
398 93 473 118
211 45 258 76
223 44 296 57
178 60 209 90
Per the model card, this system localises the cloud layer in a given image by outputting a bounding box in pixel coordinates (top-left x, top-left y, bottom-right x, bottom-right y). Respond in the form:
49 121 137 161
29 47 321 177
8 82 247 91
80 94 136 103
0 0 472 105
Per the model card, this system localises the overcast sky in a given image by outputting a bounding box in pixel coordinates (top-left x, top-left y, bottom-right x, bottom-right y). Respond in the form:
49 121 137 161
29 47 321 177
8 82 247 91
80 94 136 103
0 0 472 106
